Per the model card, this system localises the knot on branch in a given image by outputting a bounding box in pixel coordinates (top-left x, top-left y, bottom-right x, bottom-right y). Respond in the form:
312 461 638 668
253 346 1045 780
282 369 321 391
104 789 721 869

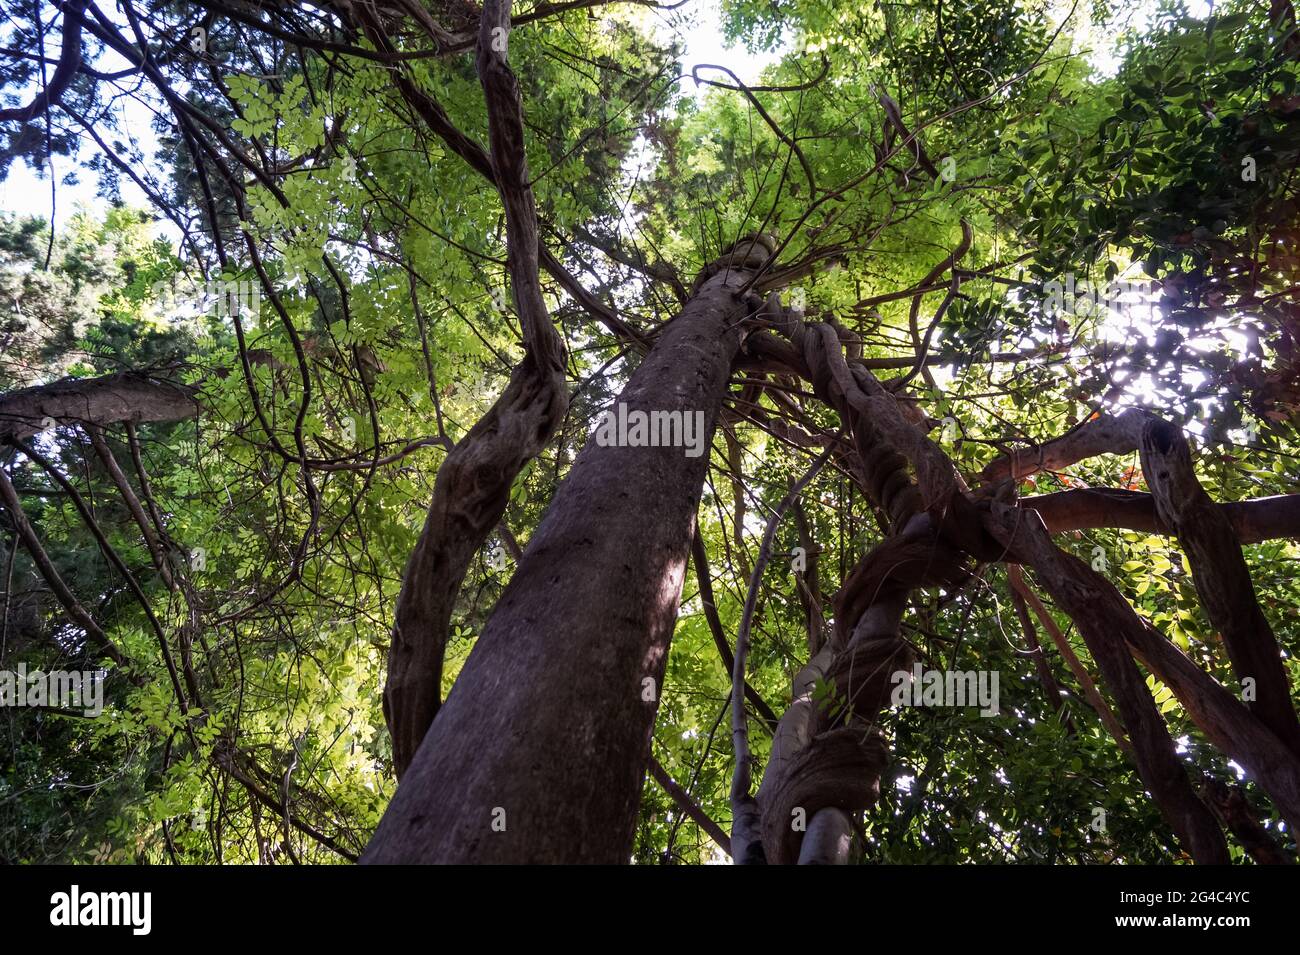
758 726 888 865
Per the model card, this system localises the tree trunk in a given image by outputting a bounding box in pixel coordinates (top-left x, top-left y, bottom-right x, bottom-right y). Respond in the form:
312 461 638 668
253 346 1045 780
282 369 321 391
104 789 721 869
362 269 756 863
383 357 565 778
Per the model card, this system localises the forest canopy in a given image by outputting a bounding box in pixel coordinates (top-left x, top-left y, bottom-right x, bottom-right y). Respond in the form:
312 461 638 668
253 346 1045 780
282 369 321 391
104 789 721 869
1 0 1299 866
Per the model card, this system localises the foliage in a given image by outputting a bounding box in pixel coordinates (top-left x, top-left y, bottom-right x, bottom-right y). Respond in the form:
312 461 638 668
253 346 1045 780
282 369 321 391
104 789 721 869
1 0 1298 864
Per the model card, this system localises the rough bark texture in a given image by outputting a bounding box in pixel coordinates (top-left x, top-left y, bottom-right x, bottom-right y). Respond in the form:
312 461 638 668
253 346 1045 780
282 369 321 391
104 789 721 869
744 298 1255 863
362 269 754 863
1138 417 1300 758
383 359 565 778
756 517 967 863
748 298 969 864
1200 776 1293 865
0 369 197 444
382 0 568 779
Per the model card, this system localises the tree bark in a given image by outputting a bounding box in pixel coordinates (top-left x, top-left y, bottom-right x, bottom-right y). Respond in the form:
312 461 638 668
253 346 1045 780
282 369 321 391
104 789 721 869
980 409 1146 484
1138 417 1300 757
363 269 755 863
1023 488 1300 544
0 369 197 444
1119 611 1300 833
382 0 568 779
383 360 565 778
1200 776 1293 864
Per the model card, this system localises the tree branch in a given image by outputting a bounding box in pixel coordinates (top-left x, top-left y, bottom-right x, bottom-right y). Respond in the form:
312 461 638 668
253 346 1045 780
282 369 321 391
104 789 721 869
0 0 87 122
0 369 198 445
1023 488 1300 544
647 753 731 857
984 503 1230 863
1139 417 1300 756
380 0 571 779
980 409 1147 484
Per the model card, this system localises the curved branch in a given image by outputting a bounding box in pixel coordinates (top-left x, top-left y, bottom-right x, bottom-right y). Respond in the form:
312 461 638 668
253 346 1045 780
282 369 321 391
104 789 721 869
692 63 818 198
896 218 973 391
1022 488 1300 544
380 0 570 779
1139 417 1300 756
0 0 87 122
980 409 1147 485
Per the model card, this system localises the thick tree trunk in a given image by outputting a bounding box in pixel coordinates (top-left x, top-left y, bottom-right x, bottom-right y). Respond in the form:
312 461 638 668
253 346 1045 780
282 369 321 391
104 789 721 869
383 357 565 778
362 269 755 863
